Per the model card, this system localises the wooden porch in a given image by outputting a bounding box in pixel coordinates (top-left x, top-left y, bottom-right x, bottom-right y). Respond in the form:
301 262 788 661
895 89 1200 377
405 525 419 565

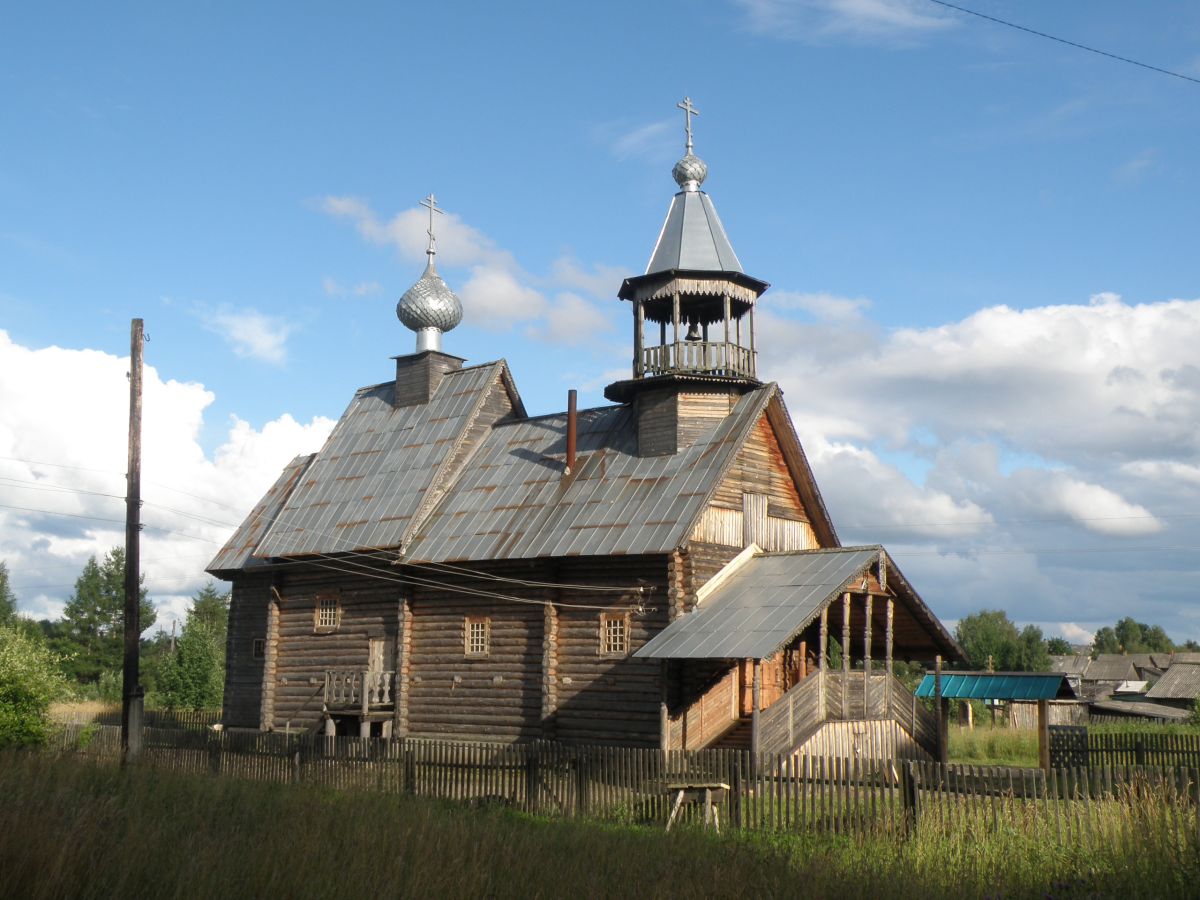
324 669 395 714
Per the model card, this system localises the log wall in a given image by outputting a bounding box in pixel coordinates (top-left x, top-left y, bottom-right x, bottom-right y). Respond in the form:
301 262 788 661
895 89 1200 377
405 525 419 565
222 575 272 728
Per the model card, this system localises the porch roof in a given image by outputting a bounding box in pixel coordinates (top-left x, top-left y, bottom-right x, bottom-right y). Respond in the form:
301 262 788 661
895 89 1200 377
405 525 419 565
914 672 1076 701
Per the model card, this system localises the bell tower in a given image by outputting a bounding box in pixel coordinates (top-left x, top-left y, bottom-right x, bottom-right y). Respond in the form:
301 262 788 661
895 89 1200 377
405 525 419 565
606 98 769 456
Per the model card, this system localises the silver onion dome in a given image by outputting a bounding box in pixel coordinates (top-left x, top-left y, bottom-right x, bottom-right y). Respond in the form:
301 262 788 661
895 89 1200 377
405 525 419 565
672 152 708 192
397 258 463 352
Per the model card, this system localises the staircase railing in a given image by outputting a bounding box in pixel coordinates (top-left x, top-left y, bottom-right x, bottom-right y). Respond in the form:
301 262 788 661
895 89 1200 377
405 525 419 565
665 666 740 751
756 671 826 756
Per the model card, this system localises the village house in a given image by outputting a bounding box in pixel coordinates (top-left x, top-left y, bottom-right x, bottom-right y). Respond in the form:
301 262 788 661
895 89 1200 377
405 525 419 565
208 103 964 759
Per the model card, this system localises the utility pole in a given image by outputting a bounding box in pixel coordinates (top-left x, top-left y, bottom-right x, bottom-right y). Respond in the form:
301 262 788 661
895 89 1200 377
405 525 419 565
122 318 144 764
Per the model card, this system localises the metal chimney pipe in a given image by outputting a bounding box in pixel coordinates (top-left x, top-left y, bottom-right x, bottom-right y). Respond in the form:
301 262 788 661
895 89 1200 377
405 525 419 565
565 389 577 475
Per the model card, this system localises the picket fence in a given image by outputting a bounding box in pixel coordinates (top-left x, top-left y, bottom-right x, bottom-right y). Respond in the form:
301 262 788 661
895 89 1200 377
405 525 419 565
53 723 1200 848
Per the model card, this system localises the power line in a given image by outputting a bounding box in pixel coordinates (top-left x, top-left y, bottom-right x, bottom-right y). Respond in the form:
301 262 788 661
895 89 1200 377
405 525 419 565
927 0 1200 85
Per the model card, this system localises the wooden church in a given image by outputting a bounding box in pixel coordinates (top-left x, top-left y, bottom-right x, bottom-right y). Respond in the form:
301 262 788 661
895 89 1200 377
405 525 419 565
209 100 963 759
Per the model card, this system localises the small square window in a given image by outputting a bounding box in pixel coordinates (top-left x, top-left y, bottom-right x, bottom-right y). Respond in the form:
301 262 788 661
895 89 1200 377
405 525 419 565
314 594 341 632
600 613 628 657
465 617 490 657
252 638 266 659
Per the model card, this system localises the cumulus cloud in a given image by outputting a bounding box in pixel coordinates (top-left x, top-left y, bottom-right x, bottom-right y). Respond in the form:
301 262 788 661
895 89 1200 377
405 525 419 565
526 292 616 346
199 305 293 364
757 290 1200 637
320 196 622 345
735 0 955 42
0 330 334 631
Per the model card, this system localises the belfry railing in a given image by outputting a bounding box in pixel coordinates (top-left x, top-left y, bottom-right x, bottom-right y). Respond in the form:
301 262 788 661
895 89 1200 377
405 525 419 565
642 341 755 379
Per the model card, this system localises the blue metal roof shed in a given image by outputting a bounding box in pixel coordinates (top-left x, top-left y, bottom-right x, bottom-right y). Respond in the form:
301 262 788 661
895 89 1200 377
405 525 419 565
914 672 1077 701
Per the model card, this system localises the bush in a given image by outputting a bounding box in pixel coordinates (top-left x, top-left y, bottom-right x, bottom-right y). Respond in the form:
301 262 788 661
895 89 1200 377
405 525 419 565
0 625 68 748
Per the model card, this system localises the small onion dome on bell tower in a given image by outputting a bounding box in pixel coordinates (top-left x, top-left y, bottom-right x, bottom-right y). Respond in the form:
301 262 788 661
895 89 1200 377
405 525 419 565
397 193 463 353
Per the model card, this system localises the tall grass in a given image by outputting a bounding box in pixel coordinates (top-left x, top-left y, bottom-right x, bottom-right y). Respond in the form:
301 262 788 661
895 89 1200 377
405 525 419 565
2 753 1197 899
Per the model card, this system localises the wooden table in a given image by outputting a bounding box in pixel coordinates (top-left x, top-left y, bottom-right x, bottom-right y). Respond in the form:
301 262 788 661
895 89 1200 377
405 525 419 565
664 781 730 833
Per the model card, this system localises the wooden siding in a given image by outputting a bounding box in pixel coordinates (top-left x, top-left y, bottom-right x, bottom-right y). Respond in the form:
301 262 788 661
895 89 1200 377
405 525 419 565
690 506 817 551
636 387 739 458
711 415 813 524
795 720 930 761
222 576 271 729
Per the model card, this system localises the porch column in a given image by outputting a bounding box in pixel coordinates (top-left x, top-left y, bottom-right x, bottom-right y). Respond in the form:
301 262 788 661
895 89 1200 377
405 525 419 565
396 594 412 737
659 660 670 751
541 598 559 740
633 300 644 377
819 607 828 669
863 594 873 715
885 598 894 715
748 304 756 376
751 659 762 757
841 592 851 716
672 293 681 347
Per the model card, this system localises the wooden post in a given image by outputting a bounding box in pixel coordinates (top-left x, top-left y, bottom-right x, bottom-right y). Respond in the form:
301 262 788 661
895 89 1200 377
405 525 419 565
261 588 281 731
819 607 828 669
634 299 644 377
723 294 731 365
672 293 681 358
1037 699 1051 772
863 594 873 714
659 660 670 751
396 594 412 736
751 659 762 757
883 602 892 686
747 304 756 376
542 598 559 740
934 655 948 767
122 317 144 765
841 592 851 716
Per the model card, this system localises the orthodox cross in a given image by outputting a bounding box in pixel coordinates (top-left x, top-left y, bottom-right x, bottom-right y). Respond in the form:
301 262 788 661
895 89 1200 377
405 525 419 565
420 193 445 256
677 96 699 153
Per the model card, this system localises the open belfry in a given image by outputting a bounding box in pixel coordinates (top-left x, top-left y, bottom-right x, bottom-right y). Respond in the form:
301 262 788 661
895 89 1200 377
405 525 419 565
209 99 963 757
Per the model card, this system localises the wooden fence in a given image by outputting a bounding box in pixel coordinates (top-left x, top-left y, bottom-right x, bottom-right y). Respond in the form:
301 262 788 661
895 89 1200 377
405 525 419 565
51 724 1200 848
56 708 222 731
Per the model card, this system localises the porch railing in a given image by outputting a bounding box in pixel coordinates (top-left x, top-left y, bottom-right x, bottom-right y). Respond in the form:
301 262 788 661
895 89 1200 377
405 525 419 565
324 670 395 713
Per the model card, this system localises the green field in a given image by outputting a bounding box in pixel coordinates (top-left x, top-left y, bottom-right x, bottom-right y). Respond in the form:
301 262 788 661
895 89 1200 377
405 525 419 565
2 752 1197 899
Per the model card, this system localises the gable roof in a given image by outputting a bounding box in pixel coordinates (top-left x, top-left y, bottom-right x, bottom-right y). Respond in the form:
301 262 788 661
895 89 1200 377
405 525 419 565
1145 661 1200 701
1049 654 1091 676
633 546 962 662
208 363 842 572
402 385 777 562
1086 655 1139 682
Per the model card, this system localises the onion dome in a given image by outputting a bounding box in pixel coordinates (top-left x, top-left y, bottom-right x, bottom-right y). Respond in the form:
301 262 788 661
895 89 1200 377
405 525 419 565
672 152 708 192
397 193 463 353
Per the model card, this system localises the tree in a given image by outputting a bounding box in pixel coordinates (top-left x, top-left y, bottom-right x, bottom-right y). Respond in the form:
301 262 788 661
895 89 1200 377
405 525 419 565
53 548 155 685
0 624 68 747
1046 637 1073 656
1013 625 1051 672
159 584 229 711
1091 626 1120 657
0 562 18 627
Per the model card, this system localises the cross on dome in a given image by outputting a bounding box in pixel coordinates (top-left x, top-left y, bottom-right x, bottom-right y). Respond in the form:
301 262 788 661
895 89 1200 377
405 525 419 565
677 96 699 154
420 192 445 257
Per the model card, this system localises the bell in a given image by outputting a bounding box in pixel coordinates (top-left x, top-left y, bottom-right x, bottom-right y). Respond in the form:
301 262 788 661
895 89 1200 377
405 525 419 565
684 321 702 342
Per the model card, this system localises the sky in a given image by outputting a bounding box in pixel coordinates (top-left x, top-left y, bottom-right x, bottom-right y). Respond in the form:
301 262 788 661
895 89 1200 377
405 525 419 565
2 1 1199 645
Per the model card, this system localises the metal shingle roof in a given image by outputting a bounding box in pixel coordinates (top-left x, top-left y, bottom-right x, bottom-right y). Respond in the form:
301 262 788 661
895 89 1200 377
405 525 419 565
1086 655 1138 682
208 454 314 572
633 547 880 660
403 386 773 562
914 672 1073 701
646 191 743 275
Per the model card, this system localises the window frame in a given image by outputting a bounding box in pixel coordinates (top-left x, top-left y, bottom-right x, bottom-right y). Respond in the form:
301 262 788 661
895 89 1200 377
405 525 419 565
313 593 342 634
252 637 266 660
464 616 491 658
599 612 630 658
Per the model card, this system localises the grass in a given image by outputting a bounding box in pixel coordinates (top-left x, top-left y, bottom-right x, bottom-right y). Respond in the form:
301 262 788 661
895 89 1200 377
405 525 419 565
950 722 1200 768
2 752 1198 899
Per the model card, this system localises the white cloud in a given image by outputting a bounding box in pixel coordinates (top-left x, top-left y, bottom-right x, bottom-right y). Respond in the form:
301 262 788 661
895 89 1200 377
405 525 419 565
1057 622 1095 645
200 306 293 364
322 277 345 297
323 278 381 299
548 258 626 301
526 293 615 347
458 266 548 330
1114 149 1158 185
735 0 955 42
610 120 675 161
0 330 334 632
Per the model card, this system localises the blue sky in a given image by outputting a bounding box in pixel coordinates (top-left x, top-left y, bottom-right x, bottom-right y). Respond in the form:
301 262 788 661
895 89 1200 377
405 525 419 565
2 1 1199 644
